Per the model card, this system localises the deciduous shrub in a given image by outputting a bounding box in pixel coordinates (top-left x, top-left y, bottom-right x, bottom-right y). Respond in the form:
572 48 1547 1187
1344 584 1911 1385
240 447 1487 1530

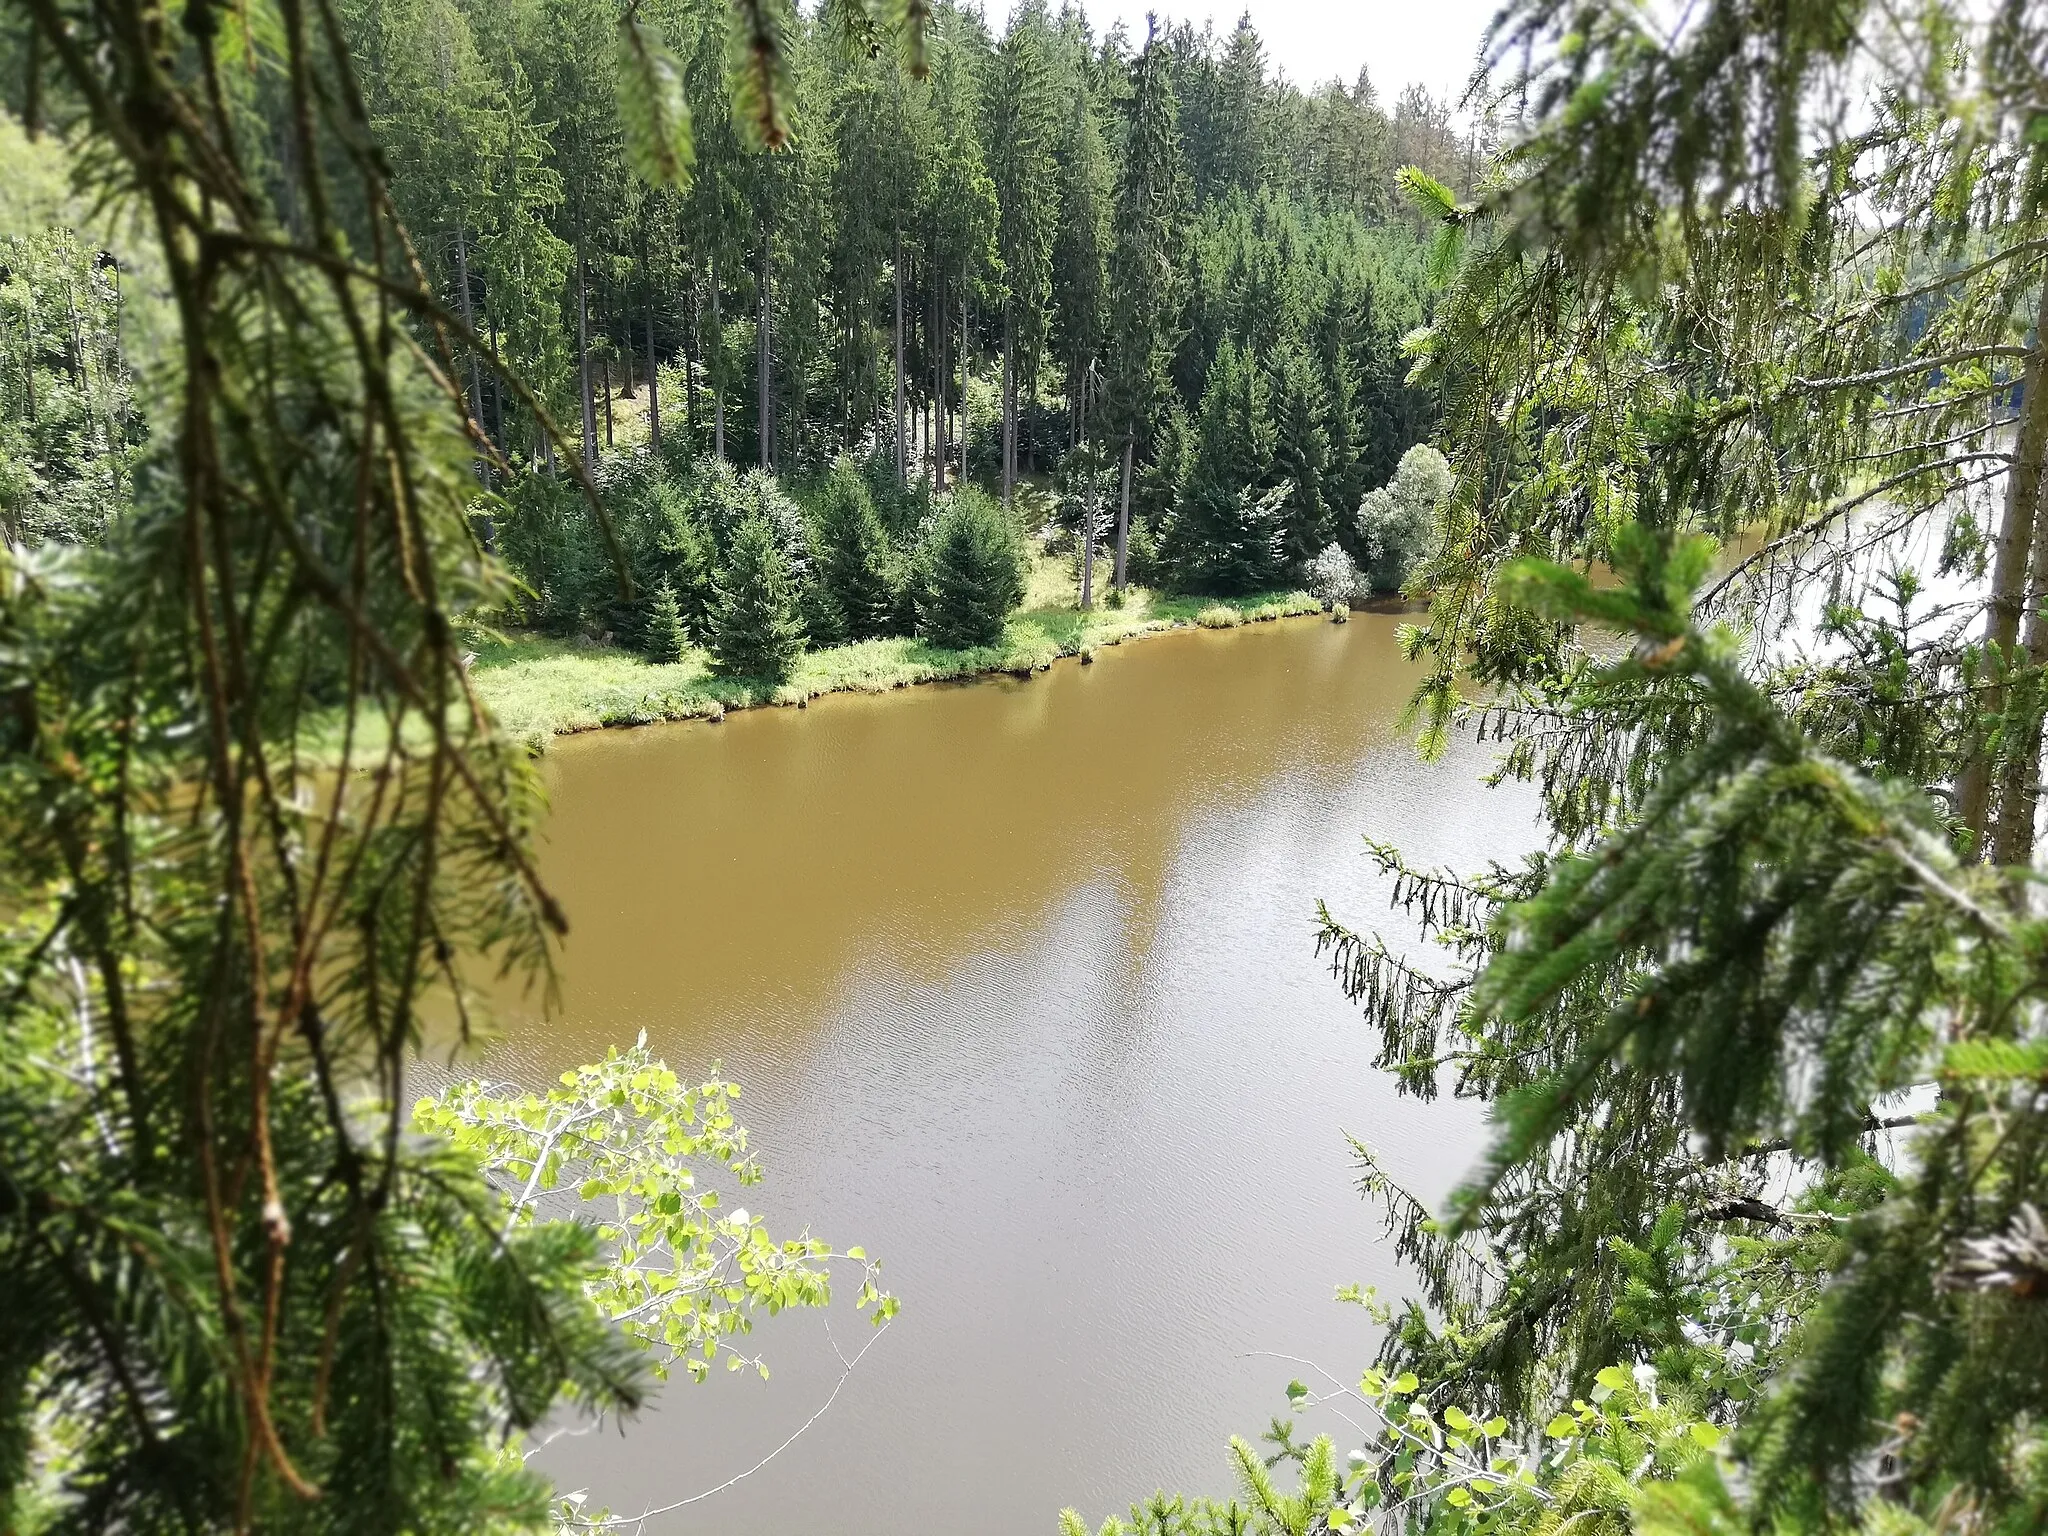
1355 444 1450 594
1306 542 1362 610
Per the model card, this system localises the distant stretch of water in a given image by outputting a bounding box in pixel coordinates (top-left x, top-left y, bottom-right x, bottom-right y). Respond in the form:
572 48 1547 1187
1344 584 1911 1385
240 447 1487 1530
482 611 1541 1534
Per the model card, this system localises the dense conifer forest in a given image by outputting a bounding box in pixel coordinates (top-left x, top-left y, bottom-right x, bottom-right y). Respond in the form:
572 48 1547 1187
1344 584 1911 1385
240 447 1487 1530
4 0 1458 671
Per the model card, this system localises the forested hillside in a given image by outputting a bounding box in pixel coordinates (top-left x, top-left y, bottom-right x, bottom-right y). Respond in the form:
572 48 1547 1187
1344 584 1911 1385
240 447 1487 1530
3 0 1458 670
337 0 1449 489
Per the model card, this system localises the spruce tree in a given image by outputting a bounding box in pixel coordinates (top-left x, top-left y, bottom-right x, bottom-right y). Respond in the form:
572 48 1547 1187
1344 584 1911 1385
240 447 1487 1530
1288 5 2048 1533
1161 339 1281 594
709 510 806 682
917 490 1025 650
814 458 898 641
1271 343 1332 576
645 577 689 662
1104 25 1189 591
655 497 717 642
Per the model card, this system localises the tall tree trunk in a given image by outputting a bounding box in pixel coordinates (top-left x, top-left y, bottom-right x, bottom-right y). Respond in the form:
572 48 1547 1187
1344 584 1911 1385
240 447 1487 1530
933 274 948 492
21 295 36 422
686 272 700 446
455 224 483 455
489 309 503 448
1115 436 1133 591
576 239 596 466
1963 274 2048 852
710 248 726 462
958 290 970 488
602 354 614 448
644 244 661 457
1002 310 1015 512
1079 379 1095 610
894 233 907 487
1992 404 2048 872
63 279 83 388
758 212 773 471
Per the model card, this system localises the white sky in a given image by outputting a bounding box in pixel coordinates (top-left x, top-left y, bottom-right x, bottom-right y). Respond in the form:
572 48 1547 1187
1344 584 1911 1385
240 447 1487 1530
1085 0 1503 102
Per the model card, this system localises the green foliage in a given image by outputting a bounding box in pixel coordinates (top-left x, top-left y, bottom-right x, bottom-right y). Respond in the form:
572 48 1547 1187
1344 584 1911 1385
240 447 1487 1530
1162 339 1285 593
1271 344 1332 574
416 1042 894 1385
617 17 695 189
916 488 1024 649
1305 543 1360 610
645 576 689 661
812 457 900 641
1354 444 1449 595
0 124 139 546
710 507 806 681
0 0 665 1522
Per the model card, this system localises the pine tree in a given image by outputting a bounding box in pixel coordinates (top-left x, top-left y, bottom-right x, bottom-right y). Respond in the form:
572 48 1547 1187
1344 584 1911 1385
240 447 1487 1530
813 457 898 641
917 489 1024 649
709 510 806 681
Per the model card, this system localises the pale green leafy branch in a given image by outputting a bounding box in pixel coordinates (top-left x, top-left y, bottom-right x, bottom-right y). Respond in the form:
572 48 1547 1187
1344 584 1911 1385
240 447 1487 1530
415 1039 896 1386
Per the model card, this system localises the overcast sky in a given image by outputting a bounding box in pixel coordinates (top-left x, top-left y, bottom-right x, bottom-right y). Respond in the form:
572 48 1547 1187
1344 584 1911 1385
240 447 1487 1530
1084 0 1503 102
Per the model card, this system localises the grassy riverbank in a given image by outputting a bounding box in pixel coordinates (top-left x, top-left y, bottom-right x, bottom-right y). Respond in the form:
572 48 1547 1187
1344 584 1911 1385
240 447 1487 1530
468 560 1321 750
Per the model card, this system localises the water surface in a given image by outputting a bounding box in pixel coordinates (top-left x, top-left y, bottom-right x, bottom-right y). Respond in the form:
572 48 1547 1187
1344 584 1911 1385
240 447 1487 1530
485 612 1539 1533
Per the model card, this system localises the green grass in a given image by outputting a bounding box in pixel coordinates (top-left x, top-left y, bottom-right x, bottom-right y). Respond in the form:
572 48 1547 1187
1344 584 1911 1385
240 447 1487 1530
467 557 1320 752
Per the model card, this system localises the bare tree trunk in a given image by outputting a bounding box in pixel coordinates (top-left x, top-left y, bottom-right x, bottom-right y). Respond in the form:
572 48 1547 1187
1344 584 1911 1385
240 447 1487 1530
489 308 504 448
454 225 483 459
1993 443 2048 871
1002 310 1015 511
959 290 970 488
63 278 83 387
646 285 661 457
21 294 36 422
894 233 907 487
710 248 726 462
686 272 700 447
758 213 773 471
1080 380 1095 610
576 239 596 465
933 275 948 492
1115 436 1133 591
602 354 614 448
1964 273 2048 853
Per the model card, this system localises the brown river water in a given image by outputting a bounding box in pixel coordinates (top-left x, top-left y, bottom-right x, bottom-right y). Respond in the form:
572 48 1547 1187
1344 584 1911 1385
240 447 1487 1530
480 610 1542 1534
